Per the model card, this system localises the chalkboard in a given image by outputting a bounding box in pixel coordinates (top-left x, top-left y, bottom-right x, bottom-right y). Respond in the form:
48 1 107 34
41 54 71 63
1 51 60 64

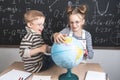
0 0 120 48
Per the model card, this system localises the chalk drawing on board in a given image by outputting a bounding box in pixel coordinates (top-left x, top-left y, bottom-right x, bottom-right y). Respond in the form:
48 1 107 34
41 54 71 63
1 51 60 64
68 1 72 6
93 0 110 16
110 25 120 45
0 0 4 2
49 0 59 12
12 0 21 4
117 2 120 8
68 0 80 7
117 2 120 14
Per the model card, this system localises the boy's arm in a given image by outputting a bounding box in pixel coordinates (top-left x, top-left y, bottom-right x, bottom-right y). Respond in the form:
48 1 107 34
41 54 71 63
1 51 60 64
29 44 47 56
19 34 48 57
20 44 48 57
43 46 51 56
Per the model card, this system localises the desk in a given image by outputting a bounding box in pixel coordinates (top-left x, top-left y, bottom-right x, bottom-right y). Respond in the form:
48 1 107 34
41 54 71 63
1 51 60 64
0 61 104 80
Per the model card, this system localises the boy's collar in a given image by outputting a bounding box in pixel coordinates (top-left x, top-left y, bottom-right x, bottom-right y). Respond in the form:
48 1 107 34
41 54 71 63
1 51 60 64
25 26 41 34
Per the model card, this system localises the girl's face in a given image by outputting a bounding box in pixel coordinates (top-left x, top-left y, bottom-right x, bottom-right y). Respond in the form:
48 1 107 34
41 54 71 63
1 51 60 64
28 17 45 34
69 14 85 32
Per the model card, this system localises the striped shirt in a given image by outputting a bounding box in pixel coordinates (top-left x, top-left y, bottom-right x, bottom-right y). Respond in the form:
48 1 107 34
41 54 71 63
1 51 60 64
19 27 45 73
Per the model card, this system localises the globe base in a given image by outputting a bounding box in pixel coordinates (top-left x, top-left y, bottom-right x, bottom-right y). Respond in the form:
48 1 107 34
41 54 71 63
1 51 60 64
59 69 79 80
59 73 79 80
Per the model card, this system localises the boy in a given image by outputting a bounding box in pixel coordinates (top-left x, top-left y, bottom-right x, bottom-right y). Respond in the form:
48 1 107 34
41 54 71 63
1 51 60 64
19 10 53 73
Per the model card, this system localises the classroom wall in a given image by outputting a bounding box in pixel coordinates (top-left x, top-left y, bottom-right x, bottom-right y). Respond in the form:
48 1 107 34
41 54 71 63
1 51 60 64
0 48 120 80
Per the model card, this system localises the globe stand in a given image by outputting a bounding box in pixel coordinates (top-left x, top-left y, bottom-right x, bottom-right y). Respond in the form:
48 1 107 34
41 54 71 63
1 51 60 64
59 68 79 80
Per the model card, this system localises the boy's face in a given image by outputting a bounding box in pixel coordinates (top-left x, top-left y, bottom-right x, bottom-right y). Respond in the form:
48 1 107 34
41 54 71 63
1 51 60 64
28 17 45 34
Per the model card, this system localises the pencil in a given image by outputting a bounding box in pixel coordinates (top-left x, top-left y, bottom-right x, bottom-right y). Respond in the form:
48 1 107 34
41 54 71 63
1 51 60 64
18 77 23 80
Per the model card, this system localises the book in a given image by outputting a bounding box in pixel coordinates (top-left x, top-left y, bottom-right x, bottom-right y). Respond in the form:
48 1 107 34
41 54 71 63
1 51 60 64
85 71 106 80
0 69 32 80
32 75 51 80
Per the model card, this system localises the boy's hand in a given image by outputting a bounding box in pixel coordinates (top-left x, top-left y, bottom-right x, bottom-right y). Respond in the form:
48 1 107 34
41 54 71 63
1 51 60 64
40 44 47 53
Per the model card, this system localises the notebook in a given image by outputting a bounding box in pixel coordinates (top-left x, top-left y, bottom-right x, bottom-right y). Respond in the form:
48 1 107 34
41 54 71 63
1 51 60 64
85 71 106 80
32 75 51 80
0 69 32 80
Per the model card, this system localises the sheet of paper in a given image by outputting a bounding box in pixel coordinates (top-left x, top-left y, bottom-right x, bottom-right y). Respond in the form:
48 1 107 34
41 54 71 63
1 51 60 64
0 69 32 80
32 75 51 80
85 71 106 80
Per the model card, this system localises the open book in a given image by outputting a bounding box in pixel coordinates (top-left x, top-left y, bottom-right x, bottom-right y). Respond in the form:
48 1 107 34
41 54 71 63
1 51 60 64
0 69 32 80
85 71 107 80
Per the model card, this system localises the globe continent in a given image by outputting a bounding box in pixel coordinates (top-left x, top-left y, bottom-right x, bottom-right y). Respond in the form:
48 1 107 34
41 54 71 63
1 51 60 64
51 36 84 69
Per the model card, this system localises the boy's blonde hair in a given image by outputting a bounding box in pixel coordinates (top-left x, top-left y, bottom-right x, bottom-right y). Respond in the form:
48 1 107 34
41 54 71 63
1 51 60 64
24 10 45 23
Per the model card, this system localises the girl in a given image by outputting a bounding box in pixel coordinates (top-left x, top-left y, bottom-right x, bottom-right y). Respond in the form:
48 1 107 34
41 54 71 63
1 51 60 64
53 5 94 62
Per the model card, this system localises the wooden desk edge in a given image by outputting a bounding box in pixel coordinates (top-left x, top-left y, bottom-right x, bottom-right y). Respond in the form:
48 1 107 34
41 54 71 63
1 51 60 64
0 61 105 80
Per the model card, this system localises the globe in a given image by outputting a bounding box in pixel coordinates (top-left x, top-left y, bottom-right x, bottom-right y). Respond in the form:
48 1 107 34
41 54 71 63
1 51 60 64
51 36 84 80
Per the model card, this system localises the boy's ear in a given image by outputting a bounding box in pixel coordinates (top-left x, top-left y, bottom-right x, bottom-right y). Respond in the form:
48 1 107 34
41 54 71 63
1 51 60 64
27 22 32 28
82 19 85 25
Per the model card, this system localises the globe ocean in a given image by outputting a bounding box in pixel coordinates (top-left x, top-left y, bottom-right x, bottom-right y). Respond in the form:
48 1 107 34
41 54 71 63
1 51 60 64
51 36 84 69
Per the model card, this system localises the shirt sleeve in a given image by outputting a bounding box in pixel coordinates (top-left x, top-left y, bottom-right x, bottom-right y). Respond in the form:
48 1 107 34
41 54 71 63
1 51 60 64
19 34 32 58
44 46 51 56
60 27 70 35
86 31 94 59
50 27 70 42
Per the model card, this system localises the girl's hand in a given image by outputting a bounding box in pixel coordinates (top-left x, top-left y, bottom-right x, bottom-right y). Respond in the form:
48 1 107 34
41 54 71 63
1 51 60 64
53 33 67 43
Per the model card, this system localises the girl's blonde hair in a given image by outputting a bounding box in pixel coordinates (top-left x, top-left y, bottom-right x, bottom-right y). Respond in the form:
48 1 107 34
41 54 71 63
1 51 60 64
67 4 87 18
